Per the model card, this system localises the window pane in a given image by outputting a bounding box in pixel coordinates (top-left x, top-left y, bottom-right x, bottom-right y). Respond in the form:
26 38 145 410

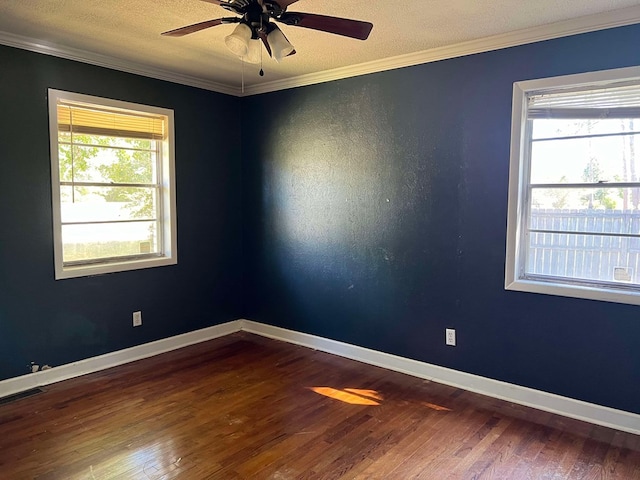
58 138 156 184
530 187 640 211
530 133 639 184
531 118 640 140
58 143 74 182
60 133 153 150
530 206 640 235
60 186 157 222
526 231 640 285
62 221 158 263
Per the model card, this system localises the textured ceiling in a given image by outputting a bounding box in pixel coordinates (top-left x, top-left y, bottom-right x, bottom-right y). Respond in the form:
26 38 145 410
1 0 640 95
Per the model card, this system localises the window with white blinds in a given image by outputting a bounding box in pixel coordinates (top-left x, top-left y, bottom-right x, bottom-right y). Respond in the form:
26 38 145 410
48 89 177 279
505 67 640 305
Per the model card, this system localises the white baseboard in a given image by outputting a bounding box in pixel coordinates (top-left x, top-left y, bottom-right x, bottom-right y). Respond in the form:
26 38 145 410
2 318 638 436
240 320 640 436
0 320 242 399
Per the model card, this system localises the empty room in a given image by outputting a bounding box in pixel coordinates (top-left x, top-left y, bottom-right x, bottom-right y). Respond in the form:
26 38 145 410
1 0 640 478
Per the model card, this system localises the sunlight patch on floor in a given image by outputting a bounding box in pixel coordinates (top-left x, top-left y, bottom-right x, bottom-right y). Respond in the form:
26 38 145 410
422 402 452 411
308 387 452 411
308 387 381 405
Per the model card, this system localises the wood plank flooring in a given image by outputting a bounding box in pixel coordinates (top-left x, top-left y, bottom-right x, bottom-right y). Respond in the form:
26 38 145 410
0 332 638 479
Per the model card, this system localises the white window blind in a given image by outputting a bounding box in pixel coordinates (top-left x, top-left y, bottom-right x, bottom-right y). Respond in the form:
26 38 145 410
528 82 640 119
57 103 167 140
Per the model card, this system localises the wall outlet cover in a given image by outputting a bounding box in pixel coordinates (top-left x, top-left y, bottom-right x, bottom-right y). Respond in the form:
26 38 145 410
446 328 456 346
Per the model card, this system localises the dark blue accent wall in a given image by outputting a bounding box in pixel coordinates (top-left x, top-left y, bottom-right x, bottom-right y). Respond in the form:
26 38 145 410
0 45 243 381
241 25 640 414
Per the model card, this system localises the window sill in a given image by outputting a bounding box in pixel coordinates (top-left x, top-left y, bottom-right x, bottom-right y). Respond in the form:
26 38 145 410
55 256 177 280
505 277 640 306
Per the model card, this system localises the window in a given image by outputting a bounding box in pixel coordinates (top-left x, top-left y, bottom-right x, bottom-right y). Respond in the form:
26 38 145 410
48 89 177 279
505 66 640 305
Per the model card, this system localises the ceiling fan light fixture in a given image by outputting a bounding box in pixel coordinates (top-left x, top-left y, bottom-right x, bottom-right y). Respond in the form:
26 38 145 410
267 27 294 62
245 38 262 64
163 0 374 69
224 22 252 57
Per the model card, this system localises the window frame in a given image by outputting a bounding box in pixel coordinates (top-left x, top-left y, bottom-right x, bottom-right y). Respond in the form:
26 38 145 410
505 66 640 305
48 89 177 279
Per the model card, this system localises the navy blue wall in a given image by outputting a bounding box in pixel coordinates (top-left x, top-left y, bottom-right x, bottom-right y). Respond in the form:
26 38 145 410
241 25 640 414
0 45 243 381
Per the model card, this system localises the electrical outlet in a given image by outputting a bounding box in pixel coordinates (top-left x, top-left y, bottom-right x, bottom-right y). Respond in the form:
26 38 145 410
133 311 142 327
446 328 456 346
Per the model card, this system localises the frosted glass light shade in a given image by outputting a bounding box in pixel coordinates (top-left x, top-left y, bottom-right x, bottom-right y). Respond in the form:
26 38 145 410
225 23 252 57
245 39 261 64
267 27 294 62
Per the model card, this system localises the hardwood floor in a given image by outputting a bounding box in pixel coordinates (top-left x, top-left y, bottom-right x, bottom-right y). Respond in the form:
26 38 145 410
0 332 638 479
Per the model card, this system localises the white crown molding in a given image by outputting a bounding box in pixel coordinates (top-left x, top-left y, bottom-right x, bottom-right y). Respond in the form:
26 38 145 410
242 5 640 96
240 320 640 435
0 30 242 97
1 6 639 97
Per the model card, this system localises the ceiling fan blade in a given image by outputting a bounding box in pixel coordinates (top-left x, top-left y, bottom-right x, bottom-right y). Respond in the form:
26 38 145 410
161 18 227 37
200 0 224 4
279 12 372 40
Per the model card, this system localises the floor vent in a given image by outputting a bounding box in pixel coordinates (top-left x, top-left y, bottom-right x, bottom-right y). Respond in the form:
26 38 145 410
0 388 45 405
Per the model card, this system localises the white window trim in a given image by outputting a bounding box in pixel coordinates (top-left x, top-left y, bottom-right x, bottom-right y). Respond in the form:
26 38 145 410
505 66 640 306
49 89 177 279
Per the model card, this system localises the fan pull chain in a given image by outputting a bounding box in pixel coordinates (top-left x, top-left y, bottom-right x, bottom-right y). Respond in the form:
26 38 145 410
241 57 245 93
259 43 264 76
259 15 264 77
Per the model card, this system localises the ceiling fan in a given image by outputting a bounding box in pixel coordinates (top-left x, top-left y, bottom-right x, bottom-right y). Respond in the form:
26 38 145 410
162 0 373 65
